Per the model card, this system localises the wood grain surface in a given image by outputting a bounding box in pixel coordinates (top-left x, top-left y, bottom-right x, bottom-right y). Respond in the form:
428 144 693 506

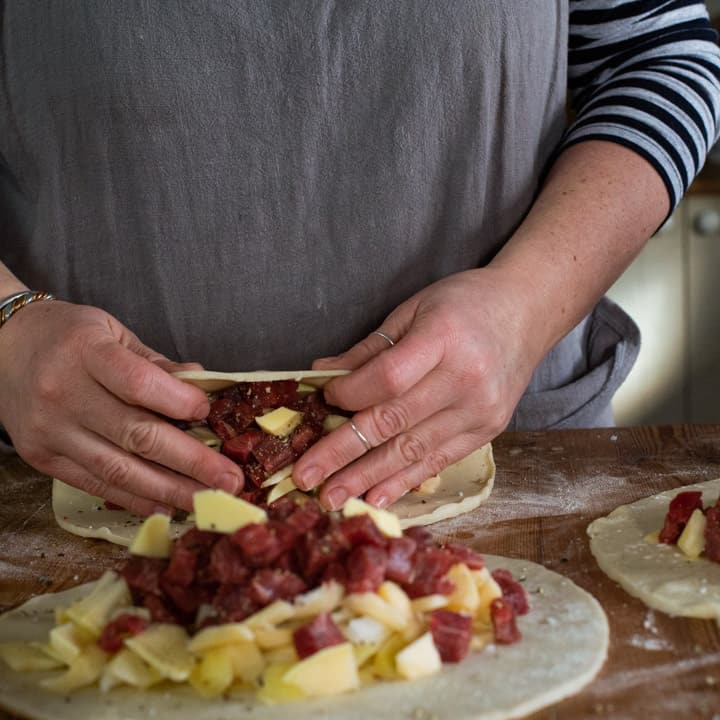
1 425 720 719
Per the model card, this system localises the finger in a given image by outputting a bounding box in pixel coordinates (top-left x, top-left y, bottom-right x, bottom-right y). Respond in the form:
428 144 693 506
323 324 442 413
312 329 401 372
153 359 205 374
51 456 172 517
83 340 209 420
294 371 452 491
85 398 244 494
364 433 485 509
62 429 217 512
316 408 474 510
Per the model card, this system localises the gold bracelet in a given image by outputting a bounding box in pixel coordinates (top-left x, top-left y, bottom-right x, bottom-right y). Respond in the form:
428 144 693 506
0 290 56 329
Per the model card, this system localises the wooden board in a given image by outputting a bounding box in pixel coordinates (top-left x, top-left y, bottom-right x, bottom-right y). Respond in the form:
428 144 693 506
1 426 720 719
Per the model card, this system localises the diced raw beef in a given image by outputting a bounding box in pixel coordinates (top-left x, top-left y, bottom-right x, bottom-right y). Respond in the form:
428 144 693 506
491 569 529 615
659 491 704 544
163 544 197 587
429 609 472 662
223 428 264 463
293 612 345 659
208 536 250 584
490 598 521 644
121 556 167 597
253 434 296 475
403 548 456 598
248 569 307 606
338 514 388 548
346 545 388 593
385 536 417 584
230 521 297 567
445 543 485 570
97 613 149 653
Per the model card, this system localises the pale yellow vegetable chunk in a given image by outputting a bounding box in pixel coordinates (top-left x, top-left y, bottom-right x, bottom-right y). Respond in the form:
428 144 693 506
225 642 266 684
185 426 222 448
125 624 194 682
293 581 345 619
471 567 503 625
244 600 295 628
257 662 307 704
40 645 108 693
254 627 294 650
255 407 303 436
65 571 131 637
371 633 407 679
48 623 90 665
128 513 171 558
99 647 163 692
342 497 402 538
261 464 294 488
0 642 63 672
446 563 480 614
677 508 707 559
394 631 442 680
267 474 298 504
189 646 234 698
322 414 349 433
187 623 254 653
282 642 359 697
193 489 267 534
410 594 449 613
344 592 409 631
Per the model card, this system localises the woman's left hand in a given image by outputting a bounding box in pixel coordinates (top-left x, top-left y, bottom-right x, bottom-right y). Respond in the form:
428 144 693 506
293 266 544 510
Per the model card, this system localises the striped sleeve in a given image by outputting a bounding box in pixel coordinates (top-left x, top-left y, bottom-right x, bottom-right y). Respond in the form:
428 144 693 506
563 0 720 209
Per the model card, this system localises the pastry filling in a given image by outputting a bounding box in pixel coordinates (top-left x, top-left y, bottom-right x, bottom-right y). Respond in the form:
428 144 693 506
0 494 529 701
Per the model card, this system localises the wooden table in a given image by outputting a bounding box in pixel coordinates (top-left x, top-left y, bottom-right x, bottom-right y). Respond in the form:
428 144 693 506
2 425 720 719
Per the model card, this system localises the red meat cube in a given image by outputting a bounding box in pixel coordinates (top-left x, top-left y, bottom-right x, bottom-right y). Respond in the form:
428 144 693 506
338 514 388 548
248 569 307 606
293 612 345 659
659 491 704 544
98 613 149 654
491 569 529 615
385 536 417 584
208 536 251 584
223 428 264 463
346 544 388 593
429 609 472 663
491 598 521 644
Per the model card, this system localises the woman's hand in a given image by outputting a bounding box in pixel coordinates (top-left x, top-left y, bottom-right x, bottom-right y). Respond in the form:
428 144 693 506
293 266 543 510
0 300 244 515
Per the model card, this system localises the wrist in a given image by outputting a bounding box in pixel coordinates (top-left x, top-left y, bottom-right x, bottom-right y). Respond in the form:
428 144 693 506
0 290 56 330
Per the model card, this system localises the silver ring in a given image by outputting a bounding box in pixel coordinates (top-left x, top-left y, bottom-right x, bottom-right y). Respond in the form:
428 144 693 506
372 330 395 347
350 420 373 452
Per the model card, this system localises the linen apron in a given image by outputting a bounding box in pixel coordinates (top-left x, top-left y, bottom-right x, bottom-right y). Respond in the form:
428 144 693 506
0 1 639 430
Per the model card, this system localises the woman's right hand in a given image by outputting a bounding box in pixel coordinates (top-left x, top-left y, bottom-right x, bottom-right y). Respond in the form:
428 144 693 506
0 300 245 515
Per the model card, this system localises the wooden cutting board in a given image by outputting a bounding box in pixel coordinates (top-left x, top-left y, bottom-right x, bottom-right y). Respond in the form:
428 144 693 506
1 425 720 719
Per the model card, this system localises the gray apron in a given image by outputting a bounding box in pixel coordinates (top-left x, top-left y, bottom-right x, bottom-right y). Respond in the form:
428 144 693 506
0 1 639 430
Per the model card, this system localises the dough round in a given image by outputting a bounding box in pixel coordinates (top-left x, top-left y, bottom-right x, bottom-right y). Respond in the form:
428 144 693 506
0 555 608 720
587 478 720 620
52 444 495 545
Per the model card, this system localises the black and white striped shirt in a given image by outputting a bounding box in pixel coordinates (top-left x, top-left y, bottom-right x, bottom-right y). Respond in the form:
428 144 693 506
565 0 720 208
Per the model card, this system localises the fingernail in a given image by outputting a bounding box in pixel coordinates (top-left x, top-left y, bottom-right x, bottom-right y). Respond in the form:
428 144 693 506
326 486 349 511
373 494 389 509
218 472 243 494
296 466 322 491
